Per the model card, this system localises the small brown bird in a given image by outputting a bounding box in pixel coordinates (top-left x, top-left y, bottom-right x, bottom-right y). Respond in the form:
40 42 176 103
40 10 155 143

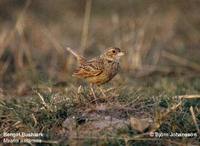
66 47 124 99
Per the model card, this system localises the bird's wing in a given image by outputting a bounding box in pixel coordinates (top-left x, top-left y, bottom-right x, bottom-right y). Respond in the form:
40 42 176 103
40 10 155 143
73 57 104 78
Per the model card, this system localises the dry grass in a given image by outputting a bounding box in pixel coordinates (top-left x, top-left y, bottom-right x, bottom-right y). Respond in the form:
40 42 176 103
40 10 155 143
1 77 200 145
0 0 200 145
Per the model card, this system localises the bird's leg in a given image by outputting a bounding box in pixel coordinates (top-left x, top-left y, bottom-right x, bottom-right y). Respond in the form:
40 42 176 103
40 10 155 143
97 86 107 98
90 83 98 103
105 87 115 93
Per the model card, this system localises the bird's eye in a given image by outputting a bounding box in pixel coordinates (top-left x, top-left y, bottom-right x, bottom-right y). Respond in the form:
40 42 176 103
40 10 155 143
112 50 116 53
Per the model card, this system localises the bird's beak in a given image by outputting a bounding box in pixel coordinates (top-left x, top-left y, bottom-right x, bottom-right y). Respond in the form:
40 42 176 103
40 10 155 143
117 52 125 57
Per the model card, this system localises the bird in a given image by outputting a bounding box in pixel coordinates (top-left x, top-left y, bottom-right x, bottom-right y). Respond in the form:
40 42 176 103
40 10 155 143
65 47 124 100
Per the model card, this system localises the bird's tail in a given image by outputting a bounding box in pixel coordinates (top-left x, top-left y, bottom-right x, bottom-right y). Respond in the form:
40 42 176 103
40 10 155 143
65 47 85 63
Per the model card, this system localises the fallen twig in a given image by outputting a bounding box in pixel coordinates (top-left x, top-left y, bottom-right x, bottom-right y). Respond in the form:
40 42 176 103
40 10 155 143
173 95 200 99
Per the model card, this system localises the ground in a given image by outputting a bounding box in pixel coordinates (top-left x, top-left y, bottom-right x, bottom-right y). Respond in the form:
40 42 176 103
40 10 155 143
0 0 200 145
1 75 200 145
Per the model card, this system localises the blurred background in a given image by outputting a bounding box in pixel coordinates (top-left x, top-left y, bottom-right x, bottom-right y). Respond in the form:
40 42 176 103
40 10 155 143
0 1 200 145
0 0 200 94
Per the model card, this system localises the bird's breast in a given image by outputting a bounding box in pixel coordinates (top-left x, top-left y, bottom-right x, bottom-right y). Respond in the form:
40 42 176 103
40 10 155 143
104 61 119 78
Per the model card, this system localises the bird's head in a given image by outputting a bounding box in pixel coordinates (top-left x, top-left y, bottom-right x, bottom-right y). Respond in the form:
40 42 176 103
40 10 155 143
102 47 124 62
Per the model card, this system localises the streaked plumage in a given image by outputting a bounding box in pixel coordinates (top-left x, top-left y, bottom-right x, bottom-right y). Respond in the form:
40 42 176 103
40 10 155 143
66 47 124 85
